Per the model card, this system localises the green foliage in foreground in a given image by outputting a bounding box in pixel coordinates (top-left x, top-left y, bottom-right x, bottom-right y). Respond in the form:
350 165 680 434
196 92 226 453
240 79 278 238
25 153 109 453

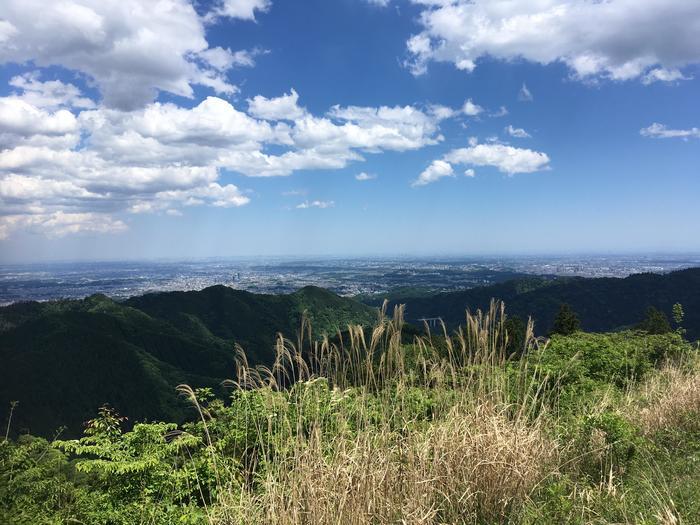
1 329 699 524
535 330 689 406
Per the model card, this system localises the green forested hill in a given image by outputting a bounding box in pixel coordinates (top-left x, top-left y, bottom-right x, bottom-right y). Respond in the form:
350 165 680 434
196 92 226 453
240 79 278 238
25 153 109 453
362 268 700 339
0 286 375 437
126 285 376 362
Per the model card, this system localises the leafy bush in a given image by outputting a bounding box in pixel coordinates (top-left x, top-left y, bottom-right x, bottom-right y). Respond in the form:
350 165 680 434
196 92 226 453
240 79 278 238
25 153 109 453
529 331 691 412
576 410 641 481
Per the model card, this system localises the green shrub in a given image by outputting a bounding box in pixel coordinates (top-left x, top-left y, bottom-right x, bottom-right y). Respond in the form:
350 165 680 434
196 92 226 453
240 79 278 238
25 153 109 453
530 331 692 413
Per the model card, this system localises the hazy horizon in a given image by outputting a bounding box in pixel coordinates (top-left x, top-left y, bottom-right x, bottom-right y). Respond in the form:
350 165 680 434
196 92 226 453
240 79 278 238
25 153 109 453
3 251 700 266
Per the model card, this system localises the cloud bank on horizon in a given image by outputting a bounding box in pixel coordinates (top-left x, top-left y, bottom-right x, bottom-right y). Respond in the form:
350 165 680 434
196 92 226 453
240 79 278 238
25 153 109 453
0 0 698 244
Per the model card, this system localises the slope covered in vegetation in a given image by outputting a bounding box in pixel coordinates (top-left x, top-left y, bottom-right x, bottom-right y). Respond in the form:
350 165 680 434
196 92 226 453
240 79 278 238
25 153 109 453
362 267 700 339
0 286 375 437
2 303 699 524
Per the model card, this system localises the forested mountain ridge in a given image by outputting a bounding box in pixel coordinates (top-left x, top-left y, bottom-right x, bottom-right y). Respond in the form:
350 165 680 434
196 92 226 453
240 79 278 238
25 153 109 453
3 267 699 438
0 286 376 437
361 268 700 339
126 284 376 360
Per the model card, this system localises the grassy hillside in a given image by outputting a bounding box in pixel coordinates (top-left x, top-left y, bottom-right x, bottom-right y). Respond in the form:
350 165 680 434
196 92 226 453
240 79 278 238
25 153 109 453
362 268 700 339
2 304 699 524
0 286 375 437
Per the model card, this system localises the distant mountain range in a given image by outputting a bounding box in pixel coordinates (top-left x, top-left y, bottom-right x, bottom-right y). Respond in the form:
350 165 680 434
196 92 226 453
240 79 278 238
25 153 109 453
361 268 700 340
0 285 375 437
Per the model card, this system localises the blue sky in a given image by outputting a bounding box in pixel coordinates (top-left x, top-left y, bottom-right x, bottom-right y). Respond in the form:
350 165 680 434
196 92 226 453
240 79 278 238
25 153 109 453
0 0 699 262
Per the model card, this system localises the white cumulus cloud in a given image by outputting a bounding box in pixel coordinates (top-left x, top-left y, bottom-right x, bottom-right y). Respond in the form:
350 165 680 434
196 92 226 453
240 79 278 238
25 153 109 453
412 159 454 186
413 141 549 187
0 81 454 238
0 0 261 110
462 98 483 116
248 89 307 121
8 72 95 110
444 143 550 174
406 0 700 84
207 0 271 21
505 125 531 138
640 123 700 140
0 98 80 150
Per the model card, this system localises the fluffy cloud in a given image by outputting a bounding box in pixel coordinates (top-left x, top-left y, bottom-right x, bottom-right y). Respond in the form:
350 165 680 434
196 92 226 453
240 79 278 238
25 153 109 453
414 141 550 186
320 104 447 151
207 0 271 21
0 0 260 110
81 97 275 154
640 123 700 140
9 72 95 110
642 68 691 85
248 89 307 121
213 101 448 177
355 172 377 181
0 98 80 150
296 200 334 209
462 98 483 117
0 98 78 137
444 143 550 174
0 93 260 238
130 183 250 213
505 125 531 138
0 174 99 202
412 159 454 186
0 81 451 237
406 0 700 83
198 47 262 71
0 212 126 240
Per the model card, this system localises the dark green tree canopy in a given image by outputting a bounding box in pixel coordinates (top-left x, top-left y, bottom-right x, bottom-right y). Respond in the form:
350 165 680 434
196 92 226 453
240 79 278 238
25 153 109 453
550 303 580 336
637 306 672 335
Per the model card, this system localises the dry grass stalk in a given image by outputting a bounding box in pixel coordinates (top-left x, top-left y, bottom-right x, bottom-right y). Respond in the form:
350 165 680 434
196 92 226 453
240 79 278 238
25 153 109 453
192 300 561 524
217 403 556 525
635 363 700 434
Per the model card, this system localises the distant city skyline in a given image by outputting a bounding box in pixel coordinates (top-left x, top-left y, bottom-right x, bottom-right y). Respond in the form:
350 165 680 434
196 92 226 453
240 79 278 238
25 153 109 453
1 0 699 262
3 253 700 304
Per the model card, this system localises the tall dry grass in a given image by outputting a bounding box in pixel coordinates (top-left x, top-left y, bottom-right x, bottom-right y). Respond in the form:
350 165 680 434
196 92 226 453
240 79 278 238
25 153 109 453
226 405 555 525
632 358 700 435
190 301 562 524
